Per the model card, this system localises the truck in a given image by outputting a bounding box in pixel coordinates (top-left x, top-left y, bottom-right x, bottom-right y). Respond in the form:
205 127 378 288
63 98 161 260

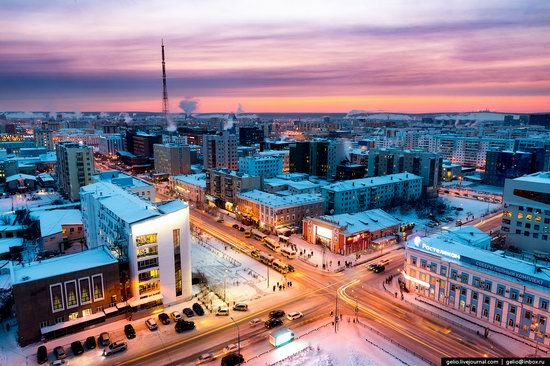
269 328 294 347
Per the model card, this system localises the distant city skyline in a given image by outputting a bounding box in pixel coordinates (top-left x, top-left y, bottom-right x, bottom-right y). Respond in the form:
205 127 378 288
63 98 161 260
1 0 549 113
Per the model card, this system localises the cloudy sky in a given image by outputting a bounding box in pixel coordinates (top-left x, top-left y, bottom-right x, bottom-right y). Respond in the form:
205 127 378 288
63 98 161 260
1 0 549 113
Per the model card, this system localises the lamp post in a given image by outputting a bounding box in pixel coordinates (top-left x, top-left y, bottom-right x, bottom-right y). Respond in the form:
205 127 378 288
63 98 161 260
230 317 241 355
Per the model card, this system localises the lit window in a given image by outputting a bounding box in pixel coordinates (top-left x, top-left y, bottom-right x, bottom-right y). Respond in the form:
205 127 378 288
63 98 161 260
526 214 533 221
517 213 524 219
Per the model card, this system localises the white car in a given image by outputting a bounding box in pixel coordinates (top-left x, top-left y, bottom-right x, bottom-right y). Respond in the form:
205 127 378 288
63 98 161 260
196 352 215 364
145 318 158 331
223 343 238 354
287 311 303 320
170 311 182 321
249 318 262 327
216 307 229 316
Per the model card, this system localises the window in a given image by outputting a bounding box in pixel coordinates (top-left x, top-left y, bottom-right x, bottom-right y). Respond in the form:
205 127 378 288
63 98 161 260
495 313 501 322
541 300 548 311
92 274 104 301
496 300 502 309
136 233 158 246
525 295 533 305
40 321 49 328
472 292 478 300
508 319 514 327
173 229 182 297
82 308 92 317
50 283 64 312
461 288 467 296
69 312 79 321
541 317 547 325
440 266 447 276
511 290 518 300
525 311 531 320
471 305 477 313
510 306 516 314
484 296 490 305
55 316 64 324
518 213 524 219
79 277 91 304
411 256 417 266
483 308 488 317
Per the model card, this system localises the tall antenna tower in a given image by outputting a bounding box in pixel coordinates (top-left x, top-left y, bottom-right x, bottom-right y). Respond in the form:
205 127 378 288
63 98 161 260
161 39 170 129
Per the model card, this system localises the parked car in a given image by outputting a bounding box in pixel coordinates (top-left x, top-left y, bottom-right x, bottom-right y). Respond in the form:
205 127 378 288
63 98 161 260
124 324 136 339
287 264 295 272
239 226 245 232
145 318 158 331
223 343 239 354
269 310 285 319
54 346 67 360
103 341 128 356
221 353 244 366
233 303 248 311
192 303 205 316
100 332 111 346
50 360 66 366
244 231 252 238
175 320 196 333
182 307 194 317
287 311 303 320
86 336 97 349
197 352 216 364
250 250 260 258
264 318 283 329
217 218 224 223
71 341 84 356
248 318 262 327
170 311 183 321
37 345 48 364
158 313 171 325
232 224 240 229
216 307 230 316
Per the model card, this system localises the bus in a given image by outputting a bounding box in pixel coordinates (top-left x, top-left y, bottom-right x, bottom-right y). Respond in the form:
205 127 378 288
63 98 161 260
264 237 280 252
278 235 290 245
269 328 294 347
252 229 267 242
272 259 290 274
280 247 297 260
259 252 274 265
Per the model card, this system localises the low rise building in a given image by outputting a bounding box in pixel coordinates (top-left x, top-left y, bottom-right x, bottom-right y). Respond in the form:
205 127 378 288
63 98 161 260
237 190 324 233
404 228 550 345
238 156 283 179
170 173 206 206
303 209 401 255
30 209 84 254
205 168 261 207
92 170 156 201
98 134 124 157
258 150 290 172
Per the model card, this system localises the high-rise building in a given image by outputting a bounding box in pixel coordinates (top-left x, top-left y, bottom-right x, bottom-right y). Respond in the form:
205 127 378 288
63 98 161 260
98 134 124 157
238 156 283 179
202 131 238 170
238 126 264 146
289 140 346 179
484 149 550 187
81 181 192 306
125 130 162 158
153 143 191 176
34 129 54 150
55 141 95 201
529 113 550 129
433 135 514 169
501 172 550 254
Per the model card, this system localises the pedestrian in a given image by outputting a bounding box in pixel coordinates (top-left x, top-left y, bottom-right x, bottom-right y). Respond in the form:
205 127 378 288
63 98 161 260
273 285 276 292
395 292 398 298
338 261 341 266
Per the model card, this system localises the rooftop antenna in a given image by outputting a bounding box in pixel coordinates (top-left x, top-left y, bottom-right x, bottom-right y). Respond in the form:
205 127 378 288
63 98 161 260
161 39 172 142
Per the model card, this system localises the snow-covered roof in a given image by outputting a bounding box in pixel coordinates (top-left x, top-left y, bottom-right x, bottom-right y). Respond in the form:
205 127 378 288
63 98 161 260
0 238 23 255
323 172 421 192
238 190 323 208
172 174 206 188
513 171 550 185
30 209 83 238
11 247 117 285
5 173 36 183
312 209 400 235
37 173 55 182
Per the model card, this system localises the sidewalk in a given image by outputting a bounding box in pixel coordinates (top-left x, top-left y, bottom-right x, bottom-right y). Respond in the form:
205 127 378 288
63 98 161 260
379 275 548 357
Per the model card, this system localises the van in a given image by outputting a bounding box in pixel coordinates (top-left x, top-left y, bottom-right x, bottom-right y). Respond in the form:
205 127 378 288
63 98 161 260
103 342 127 356
233 303 248 311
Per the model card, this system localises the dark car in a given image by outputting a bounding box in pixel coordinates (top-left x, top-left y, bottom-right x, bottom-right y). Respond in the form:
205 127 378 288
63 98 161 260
124 324 136 339
192 303 205 316
85 336 97 350
269 310 285 319
175 320 196 333
71 341 84 356
158 313 170 325
232 224 240 229
182 307 194 317
221 353 245 366
37 345 48 364
373 265 385 273
367 263 377 271
264 318 283 329
287 264 295 272
239 226 245 232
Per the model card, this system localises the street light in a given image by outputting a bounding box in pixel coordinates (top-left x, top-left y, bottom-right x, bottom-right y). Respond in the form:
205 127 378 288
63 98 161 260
224 269 227 303
230 317 241 355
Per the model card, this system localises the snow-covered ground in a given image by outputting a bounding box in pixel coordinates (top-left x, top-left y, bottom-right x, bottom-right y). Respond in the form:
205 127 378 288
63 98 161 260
247 319 429 366
0 192 65 213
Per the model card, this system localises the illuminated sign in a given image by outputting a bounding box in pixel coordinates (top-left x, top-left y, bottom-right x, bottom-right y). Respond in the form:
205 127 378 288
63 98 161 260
401 270 430 288
316 226 332 239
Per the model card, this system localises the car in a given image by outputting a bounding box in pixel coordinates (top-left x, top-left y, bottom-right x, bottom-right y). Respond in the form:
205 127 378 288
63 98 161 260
239 226 245 232
373 265 385 273
100 332 111 346
233 303 248 311
221 353 244 366
244 231 252 238
287 311 303 320
50 361 66 366
175 320 196 333
378 259 390 266
182 308 194 317
103 341 128 356
158 313 171 325
216 307 230 316
269 310 285 319
223 343 239 354
250 250 260 258
232 224 240 229
192 303 205 316
264 318 283 329
145 318 158 331
197 352 216 364
71 340 84 356
86 335 97 349
54 346 67 360
367 263 377 271
248 318 262 327
456 207 464 211
170 311 183 321
124 324 136 339
287 264 295 272
37 345 48 364
217 218 224 223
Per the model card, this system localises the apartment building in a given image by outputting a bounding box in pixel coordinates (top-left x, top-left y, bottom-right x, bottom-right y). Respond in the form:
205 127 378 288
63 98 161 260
202 131 238 170
55 141 95 201
238 155 283 179
153 143 191 176
205 168 261 206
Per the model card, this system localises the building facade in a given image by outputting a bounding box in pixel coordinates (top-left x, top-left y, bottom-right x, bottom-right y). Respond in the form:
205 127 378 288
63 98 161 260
55 141 95 201
202 131 238 170
238 156 283 179
170 173 206 206
153 143 191 176
433 135 514 169
98 134 124 157
34 129 54 150
289 140 346 179
321 173 423 214
205 168 261 206
92 170 156 201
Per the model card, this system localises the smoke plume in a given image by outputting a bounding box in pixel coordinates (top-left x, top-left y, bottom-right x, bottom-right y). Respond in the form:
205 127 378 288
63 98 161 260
179 98 199 116
236 103 245 115
118 112 133 124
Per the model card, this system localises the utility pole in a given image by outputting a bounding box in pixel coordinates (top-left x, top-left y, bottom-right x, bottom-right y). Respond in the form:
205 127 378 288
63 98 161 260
334 289 339 333
230 317 241 355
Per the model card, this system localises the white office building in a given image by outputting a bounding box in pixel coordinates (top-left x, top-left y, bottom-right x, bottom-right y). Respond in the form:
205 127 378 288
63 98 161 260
98 134 124 156
80 182 192 306
321 173 423 214
92 170 156 201
238 156 283 179
502 172 550 254
405 227 550 345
